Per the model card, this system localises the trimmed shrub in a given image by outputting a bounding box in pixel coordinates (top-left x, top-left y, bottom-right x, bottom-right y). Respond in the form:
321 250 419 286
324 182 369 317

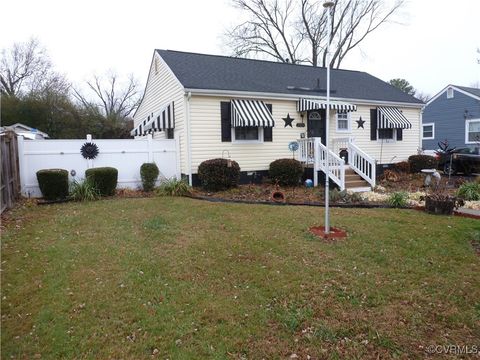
393 161 410 173
156 178 191 196
198 158 240 191
69 179 100 202
408 155 438 173
36 169 69 200
269 159 303 186
85 167 118 196
457 182 480 201
140 163 159 192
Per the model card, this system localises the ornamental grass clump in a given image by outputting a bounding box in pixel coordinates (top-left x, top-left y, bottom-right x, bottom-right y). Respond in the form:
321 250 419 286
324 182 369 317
269 159 303 186
198 158 240 191
85 167 118 196
36 169 69 200
69 179 100 202
140 163 160 192
156 178 191 196
457 182 480 201
387 191 409 208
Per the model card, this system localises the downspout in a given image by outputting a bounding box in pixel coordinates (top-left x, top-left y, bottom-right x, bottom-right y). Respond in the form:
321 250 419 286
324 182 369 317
419 106 424 153
185 91 193 186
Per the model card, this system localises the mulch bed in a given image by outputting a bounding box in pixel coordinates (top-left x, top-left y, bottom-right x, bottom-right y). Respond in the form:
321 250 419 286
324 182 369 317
378 172 470 194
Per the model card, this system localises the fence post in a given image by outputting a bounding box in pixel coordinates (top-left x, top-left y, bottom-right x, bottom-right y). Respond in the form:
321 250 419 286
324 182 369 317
86 134 93 169
313 137 320 187
17 135 26 196
174 136 181 180
147 134 153 162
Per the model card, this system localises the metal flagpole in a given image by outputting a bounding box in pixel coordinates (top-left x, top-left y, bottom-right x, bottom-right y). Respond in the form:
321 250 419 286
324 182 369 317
323 0 334 234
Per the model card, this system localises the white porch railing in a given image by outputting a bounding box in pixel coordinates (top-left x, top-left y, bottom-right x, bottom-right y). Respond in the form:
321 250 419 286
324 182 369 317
348 141 376 188
298 137 345 190
297 137 375 190
317 141 345 190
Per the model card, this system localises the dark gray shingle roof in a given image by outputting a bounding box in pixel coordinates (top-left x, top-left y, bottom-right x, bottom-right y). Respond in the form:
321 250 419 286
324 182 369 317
456 85 480 98
157 50 423 104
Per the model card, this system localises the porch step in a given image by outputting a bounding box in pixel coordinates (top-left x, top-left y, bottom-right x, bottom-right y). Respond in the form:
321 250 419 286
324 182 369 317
344 171 371 191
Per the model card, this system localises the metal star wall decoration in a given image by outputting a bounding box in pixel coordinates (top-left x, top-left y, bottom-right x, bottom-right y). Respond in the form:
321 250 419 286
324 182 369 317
356 117 365 129
282 113 294 127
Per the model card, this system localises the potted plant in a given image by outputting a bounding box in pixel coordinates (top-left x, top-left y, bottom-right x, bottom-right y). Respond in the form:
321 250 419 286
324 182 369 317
424 190 463 215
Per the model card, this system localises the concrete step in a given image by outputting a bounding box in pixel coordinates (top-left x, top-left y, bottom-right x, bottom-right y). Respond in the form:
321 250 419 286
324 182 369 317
347 186 372 193
345 179 371 188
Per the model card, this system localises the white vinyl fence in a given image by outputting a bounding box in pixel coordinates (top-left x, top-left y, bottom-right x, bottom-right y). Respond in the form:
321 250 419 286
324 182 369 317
18 134 180 197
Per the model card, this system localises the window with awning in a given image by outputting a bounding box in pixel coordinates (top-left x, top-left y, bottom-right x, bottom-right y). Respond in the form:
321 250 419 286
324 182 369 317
130 101 175 137
297 98 357 112
231 99 275 127
377 106 411 129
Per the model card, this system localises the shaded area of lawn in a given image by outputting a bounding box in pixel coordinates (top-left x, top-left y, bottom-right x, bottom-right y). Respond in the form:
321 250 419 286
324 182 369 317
1 198 479 359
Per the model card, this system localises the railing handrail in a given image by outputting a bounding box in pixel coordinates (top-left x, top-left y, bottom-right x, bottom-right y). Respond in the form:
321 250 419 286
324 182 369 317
317 141 345 190
348 141 375 163
348 141 376 188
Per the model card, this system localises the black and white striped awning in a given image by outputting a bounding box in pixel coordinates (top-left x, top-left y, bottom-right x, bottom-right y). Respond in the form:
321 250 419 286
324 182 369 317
130 101 175 136
231 99 275 127
297 98 357 112
377 106 411 129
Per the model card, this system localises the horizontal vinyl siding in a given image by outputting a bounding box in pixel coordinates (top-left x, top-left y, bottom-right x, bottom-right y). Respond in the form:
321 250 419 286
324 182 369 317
133 53 187 172
189 96 422 172
189 96 301 172
422 89 480 150
330 105 421 164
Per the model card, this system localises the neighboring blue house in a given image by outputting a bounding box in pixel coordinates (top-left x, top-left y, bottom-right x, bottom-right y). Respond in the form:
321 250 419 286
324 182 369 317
422 85 480 151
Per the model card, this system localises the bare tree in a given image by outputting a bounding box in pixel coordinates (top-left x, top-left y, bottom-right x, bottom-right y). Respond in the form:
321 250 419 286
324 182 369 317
0 38 53 97
226 0 404 68
73 73 141 121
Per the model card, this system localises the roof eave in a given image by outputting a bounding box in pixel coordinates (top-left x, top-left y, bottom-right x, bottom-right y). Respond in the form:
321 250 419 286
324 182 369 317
184 88 425 108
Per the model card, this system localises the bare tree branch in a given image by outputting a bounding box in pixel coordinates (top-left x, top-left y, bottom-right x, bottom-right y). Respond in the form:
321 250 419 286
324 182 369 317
225 0 405 68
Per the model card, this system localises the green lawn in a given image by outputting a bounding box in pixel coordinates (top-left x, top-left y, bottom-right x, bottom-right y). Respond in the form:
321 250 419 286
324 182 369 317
1 197 479 359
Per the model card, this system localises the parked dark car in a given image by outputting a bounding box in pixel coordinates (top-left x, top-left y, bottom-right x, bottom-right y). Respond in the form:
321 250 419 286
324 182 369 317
436 147 480 175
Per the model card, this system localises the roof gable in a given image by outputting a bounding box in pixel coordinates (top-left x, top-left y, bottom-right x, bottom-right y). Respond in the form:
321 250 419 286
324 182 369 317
156 49 423 105
426 85 480 105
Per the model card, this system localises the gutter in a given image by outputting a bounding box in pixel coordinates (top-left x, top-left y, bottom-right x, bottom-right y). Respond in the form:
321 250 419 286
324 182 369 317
184 88 425 109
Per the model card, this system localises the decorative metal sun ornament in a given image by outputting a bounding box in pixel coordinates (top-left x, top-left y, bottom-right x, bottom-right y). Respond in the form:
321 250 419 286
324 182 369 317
80 142 99 159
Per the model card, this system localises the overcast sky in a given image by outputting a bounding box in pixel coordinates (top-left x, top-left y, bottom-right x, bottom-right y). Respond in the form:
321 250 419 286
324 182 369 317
1 0 479 97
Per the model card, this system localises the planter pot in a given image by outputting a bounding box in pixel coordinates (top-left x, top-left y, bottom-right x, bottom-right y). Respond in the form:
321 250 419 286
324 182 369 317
425 196 456 215
271 191 286 203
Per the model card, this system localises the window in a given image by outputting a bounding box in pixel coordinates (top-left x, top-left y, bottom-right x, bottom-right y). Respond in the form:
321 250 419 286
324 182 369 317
447 87 454 99
336 111 350 132
422 123 435 140
378 128 395 140
232 126 263 142
465 119 480 144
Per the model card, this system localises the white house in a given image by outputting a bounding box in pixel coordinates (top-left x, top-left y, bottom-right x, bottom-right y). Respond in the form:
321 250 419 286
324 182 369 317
0 123 50 140
132 50 424 190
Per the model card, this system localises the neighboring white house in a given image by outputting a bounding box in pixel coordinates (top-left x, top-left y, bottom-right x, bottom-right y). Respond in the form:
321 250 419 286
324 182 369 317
0 123 50 140
132 50 424 190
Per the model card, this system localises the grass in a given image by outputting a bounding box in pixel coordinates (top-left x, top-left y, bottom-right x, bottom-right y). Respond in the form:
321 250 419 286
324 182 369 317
1 197 479 359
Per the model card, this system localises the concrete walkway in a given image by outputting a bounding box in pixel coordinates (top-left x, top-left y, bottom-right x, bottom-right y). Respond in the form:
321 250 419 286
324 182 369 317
456 207 480 219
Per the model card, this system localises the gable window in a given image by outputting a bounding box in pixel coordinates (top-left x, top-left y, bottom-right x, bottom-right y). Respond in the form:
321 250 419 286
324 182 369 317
422 123 435 140
465 119 480 144
447 87 454 99
336 111 350 132
232 126 263 142
378 128 395 140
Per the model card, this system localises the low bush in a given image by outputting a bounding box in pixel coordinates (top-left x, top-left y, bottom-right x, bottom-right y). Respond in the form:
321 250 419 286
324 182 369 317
387 191 408 208
329 189 363 203
36 169 69 200
198 158 240 191
393 161 410 173
140 163 159 192
269 159 303 186
156 178 191 196
408 155 438 173
85 167 118 196
70 179 100 201
457 182 480 201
